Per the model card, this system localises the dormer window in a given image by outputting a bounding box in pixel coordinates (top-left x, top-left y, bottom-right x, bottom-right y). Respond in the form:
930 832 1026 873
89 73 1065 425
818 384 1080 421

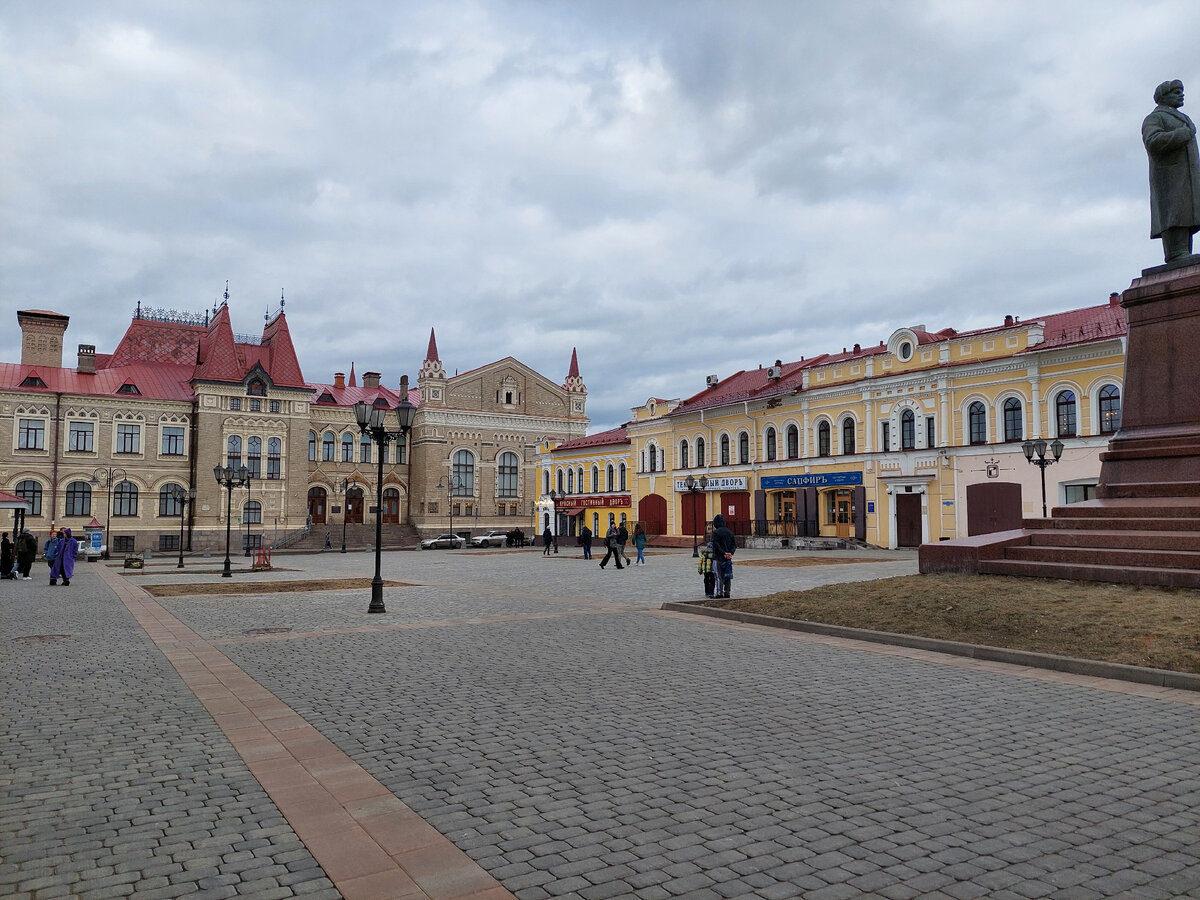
21 375 46 388
117 383 140 395
373 397 390 408
317 391 335 404
247 379 266 396
898 341 913 361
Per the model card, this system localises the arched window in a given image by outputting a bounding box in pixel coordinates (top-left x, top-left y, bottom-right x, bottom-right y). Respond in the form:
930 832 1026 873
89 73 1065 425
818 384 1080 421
227 435 242 469
360 433 371 463
1003 398 1023 442
159 483 184 517
65 481 91 517
607 464 615 491
968 402 987 445
766 428 777 461
619 463 627 491
591 465 599 491
556 468 564 493
322 431 335 461
842 419 856 455
696 437 706 467
341 432 354 462
1056 390 1077 437
15 480 42 516
247 437 262 478
785 425 798 459
679 440 689 469
308 430 317 461
267 438 281 479
243 500 262 524
113 481 138 516
738 432 750 464
818 422 831 457
1099 385 1122 434
567 468 575 493
453 450 474 495
543 470 550 495
499 452 519 498
577 467 583 492
720 434 730 465
901 410 916 450
648 445 658 473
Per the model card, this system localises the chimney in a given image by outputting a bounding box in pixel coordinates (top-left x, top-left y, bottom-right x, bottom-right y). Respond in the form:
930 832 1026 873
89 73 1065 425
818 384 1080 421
77 344 96 374
1109 292 1121 306
361 371 381 389
1004 314 1014 326
17 309 69 368
334 372 346 389
399 374 409 398
852 343 860 353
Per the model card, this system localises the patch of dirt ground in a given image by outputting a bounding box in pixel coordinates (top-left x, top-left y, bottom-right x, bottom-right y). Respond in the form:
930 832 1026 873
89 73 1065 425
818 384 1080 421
143 577 410 598
704 574 1200 674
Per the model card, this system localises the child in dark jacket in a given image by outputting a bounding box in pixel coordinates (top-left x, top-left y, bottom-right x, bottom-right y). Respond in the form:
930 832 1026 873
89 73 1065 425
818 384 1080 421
698 543 716 598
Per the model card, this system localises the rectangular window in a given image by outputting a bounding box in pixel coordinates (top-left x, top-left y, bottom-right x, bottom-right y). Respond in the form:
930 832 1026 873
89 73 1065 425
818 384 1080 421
161 426 185 456
159 534 181 551
116 423 141 454
249 399 261 412
113 536 135 553
267 439 281 479
230 398 241 411
881 422 891 453
269 400 281 413
18 418 45 450
925 417 935 449
69 421 94 452
1065 483 1098 504
243 534 263 550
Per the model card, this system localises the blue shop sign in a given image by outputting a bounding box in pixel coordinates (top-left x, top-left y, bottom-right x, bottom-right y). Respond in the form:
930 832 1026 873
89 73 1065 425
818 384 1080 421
760 471 863 489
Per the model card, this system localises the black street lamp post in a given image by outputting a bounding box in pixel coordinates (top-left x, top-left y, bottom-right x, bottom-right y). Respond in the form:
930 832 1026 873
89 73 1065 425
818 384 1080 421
170 485 196 569
338 478 349 553
243 472 255 556
1022 438 1065 518
548 489 561 553
355 392 417 614
436 475 463 540
213 465 250 577
91 466 127 560
684 474 708 557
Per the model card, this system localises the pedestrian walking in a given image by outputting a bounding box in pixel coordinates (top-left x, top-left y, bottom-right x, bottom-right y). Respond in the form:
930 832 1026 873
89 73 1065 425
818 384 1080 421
323 531 332 550
633 523 647 565
580 524 593 560
598 524 624 570
44 530 60 585
16 529 37 579
1 532 13 579
710 514 736 599
617 522 631 567
542 526 553 556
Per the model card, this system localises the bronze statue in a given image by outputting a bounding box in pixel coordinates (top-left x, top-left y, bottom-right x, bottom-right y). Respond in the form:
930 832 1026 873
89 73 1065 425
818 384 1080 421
1143 80 1200 264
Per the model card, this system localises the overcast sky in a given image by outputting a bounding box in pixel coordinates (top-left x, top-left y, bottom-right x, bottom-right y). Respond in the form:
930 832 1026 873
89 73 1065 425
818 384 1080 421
3 1 1197 432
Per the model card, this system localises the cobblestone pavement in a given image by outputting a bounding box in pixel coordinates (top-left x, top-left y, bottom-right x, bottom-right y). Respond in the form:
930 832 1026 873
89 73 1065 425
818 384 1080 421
5 547 1200 899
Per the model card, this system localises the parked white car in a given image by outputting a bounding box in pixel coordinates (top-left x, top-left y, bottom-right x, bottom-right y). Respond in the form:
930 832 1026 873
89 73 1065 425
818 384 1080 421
420 533 465 550
471 530 510 547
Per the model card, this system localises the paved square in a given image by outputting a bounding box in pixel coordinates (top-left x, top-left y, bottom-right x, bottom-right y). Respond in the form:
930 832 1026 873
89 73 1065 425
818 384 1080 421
3 547 1199 898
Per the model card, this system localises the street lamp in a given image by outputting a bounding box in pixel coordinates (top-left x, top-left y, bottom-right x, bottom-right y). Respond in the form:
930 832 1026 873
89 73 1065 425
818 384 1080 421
243 471 255 557
1022 438 1065 518
170 485 196 568
436 474 463 539
91 466 127 560
336 478 349 553
548 489 563 553
354 392 417 614
684 474 708 557
213 464 250 577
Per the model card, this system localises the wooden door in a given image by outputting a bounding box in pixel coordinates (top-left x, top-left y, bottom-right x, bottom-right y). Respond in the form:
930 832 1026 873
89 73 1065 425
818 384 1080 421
382 488 400 524
346 488 364 524
307 487 327 525
835 498 852 538
682 491 707 539
896 493 922 547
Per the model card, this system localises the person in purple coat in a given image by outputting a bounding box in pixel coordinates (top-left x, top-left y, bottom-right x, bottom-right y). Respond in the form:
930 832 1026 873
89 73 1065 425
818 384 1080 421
50 527 79 586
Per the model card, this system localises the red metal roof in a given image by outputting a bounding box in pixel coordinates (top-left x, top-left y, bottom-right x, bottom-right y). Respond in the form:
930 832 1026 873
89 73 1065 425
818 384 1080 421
0 361 196 401
555 426 628 450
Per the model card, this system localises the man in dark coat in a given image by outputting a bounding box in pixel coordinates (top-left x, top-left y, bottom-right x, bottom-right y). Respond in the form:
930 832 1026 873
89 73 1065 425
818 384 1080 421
1143 79 1200 263
16 529 38 579
579 524 592 560
710 514 736 599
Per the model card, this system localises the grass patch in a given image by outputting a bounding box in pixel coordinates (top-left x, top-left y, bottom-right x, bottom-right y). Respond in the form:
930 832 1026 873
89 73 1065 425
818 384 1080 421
144 577 410 598
705 574 1200 674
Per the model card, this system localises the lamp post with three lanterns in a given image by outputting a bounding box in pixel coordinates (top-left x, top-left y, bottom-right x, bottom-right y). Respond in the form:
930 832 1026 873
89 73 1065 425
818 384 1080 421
354 391 417 614
170 485 196 569
213 465 250 577
1022 438 1065 518
684 474 708 557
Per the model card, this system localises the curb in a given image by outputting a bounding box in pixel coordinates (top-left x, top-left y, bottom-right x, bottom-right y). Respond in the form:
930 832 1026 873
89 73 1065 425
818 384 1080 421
661 600 1200 692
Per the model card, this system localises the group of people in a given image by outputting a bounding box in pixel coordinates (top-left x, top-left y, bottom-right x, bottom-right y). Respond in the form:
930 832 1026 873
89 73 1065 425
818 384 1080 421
1 529 38 580
1 527 78 585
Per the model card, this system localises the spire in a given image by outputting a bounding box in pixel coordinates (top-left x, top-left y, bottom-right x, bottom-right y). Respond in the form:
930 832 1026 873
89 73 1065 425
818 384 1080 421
348 362 357 387
425 327 440 362
568 347 580 378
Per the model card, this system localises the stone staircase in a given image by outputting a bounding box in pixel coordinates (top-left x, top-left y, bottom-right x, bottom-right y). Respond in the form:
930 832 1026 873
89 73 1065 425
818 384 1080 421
281 523 421 552
976 497 1200 587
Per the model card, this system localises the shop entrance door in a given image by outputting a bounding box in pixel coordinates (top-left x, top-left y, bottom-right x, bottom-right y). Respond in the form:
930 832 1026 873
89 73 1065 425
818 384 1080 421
896 493 922 547
835 495 852 538
782 497 795 536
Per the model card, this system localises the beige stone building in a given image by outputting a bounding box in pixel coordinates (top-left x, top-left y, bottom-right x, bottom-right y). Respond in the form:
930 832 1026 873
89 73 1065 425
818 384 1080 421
1 303 587 554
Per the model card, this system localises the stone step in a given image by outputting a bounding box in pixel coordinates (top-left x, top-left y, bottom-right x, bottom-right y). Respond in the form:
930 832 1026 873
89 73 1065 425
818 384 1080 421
1004 544 1200 570
1028 529 1200 551
1026 515 1200 532
1098 480 1200 499
979 558 1200 588
1049 497 1200 519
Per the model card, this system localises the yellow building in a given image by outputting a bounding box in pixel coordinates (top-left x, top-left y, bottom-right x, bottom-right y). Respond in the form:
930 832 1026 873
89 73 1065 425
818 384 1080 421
551 295 1128 549
534 427 631 541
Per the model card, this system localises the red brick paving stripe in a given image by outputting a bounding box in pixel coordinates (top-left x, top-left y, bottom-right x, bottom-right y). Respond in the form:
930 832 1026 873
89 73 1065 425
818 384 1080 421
97 565 516 900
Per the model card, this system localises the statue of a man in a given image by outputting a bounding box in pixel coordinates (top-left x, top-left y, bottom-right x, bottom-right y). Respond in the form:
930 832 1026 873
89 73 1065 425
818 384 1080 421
1143 79 1200 263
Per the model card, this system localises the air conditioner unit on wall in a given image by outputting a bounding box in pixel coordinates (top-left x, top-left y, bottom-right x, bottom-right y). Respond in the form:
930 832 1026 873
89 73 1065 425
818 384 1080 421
766 366 782 380
706 374 719 387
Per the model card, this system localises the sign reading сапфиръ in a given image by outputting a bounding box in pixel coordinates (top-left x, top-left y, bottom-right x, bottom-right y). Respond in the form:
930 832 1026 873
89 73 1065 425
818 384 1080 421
760 472 863 489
